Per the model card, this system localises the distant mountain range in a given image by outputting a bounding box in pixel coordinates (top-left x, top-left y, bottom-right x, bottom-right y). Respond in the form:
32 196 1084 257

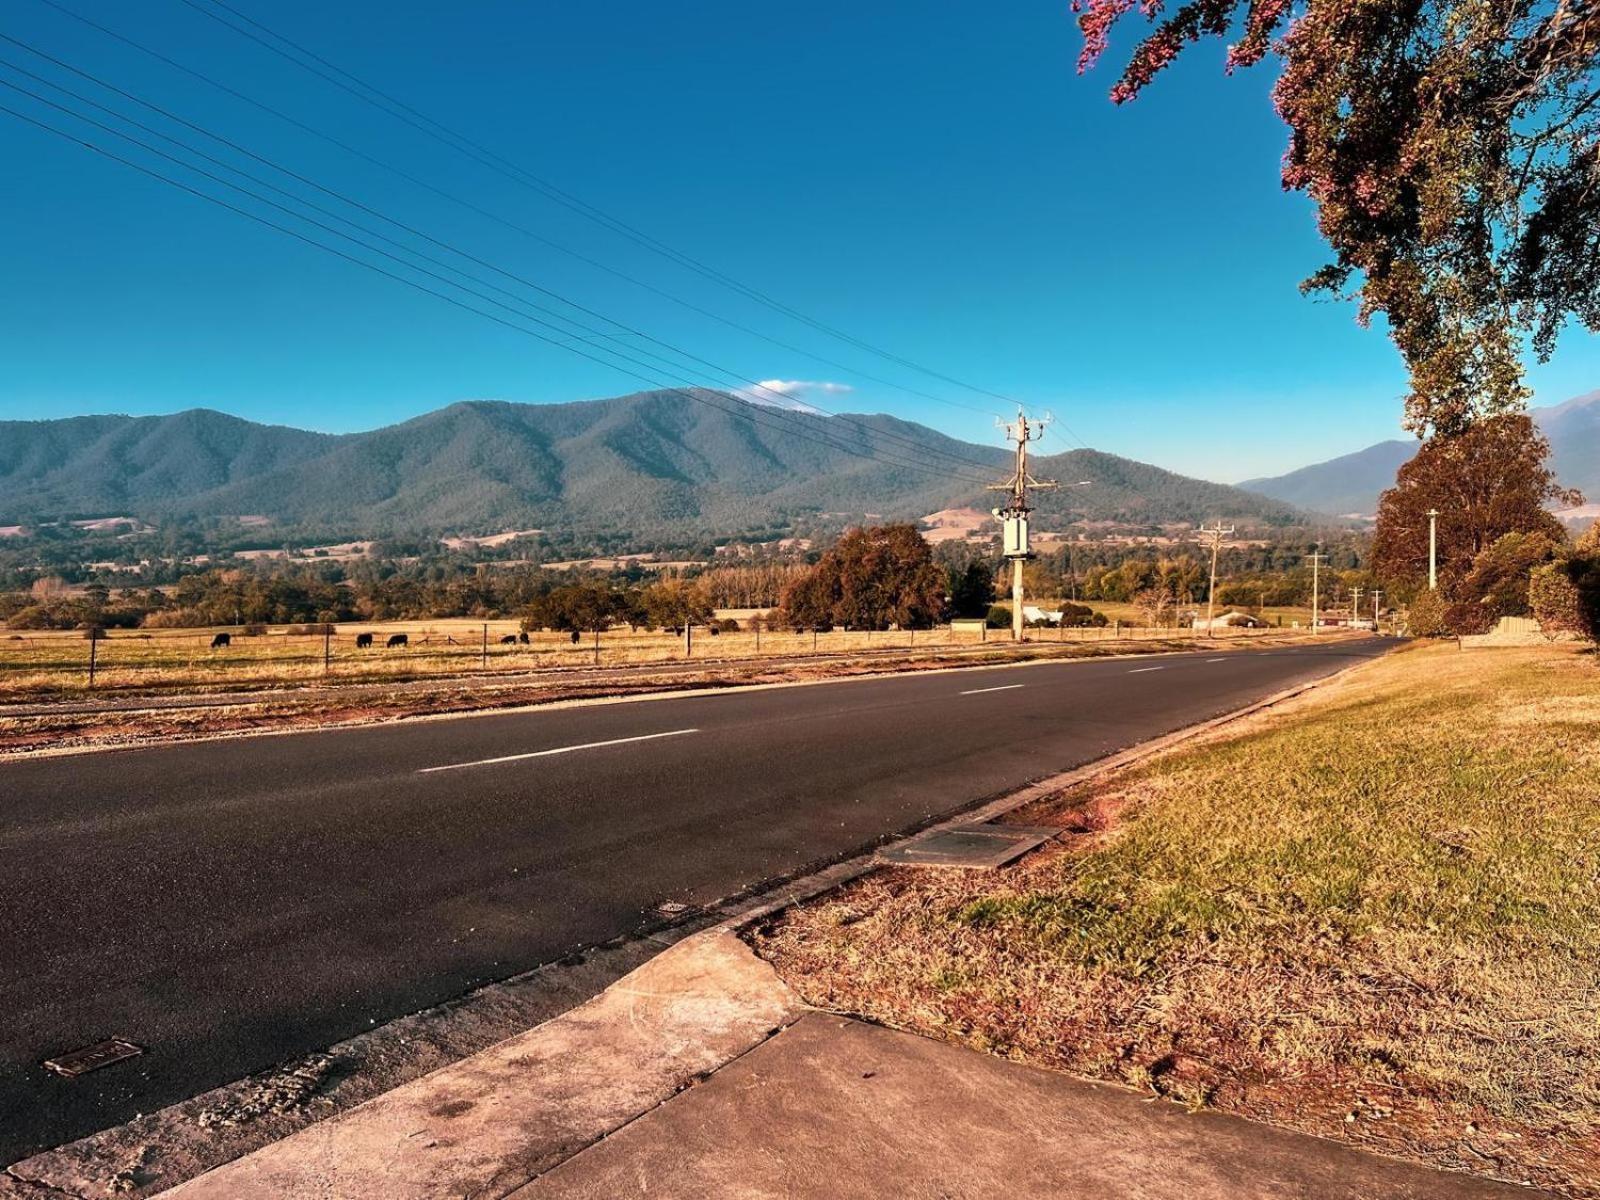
1240 391 1600 517
0 391 1301 544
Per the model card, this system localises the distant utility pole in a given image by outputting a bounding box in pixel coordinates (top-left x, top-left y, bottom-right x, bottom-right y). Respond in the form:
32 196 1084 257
1426 508 1440 590
1372 588 1383 629
987 410 1058 643
1351 586 1364 628
1199 522 1235 637
1308 548 1327 635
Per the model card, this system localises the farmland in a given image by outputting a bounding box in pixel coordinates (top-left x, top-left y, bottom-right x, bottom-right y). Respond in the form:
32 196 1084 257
0 616 1291 701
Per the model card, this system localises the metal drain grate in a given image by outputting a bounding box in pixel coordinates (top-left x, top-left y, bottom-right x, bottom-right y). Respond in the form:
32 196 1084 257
43 1038 143 1078
878 822 1057 870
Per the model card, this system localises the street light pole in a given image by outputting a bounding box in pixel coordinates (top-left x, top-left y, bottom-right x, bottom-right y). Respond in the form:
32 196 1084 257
1308 548 1327 635
1427 508 1440 590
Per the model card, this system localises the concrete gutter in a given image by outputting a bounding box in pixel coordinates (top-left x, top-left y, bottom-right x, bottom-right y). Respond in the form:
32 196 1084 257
153 930 799 1199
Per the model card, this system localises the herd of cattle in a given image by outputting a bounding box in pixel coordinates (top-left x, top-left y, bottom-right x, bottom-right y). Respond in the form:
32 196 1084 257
207 630 534 650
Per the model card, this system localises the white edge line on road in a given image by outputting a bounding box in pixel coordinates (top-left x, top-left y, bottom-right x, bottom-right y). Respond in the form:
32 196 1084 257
1127 666 1164 674
958 684 1026 696
1206 657 1228 662
419 728 700 774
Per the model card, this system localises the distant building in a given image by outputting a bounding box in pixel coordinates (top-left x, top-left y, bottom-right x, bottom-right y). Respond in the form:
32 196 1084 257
1022 605 1063 625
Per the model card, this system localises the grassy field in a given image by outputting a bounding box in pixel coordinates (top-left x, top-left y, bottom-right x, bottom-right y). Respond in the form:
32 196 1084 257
0 616 1273 699
756 641 1600 1196
1073 599 1315 628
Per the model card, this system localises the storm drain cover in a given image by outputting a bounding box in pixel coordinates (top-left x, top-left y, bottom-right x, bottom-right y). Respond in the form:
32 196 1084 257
43 1038 143 1078
878 822 1057 870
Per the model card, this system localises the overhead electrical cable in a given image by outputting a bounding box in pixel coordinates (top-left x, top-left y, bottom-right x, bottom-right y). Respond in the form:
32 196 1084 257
0 33 1008 480
0 98 1000 488
178 0 1027 417
30 0 1023 433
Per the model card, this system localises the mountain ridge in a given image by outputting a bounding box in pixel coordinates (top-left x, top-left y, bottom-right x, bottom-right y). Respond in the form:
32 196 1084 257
0 391 1302 542
1240 392 1600 517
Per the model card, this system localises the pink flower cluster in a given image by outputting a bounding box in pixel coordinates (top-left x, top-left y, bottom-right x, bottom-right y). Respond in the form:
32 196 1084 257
1073 0 1138 74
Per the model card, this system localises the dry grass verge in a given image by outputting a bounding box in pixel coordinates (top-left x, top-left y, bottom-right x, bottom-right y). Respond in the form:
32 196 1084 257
754 641 1600 1196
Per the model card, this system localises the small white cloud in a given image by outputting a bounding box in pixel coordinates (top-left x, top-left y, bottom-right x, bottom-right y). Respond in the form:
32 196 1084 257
730 379 852 413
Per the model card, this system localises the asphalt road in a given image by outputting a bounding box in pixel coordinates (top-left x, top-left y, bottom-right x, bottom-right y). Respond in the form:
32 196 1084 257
0 637 1393 1163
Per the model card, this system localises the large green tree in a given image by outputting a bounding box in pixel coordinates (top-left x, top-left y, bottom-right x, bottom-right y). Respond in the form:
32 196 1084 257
1371 414 1577 591
777 524 946 631
1075 0 1600 434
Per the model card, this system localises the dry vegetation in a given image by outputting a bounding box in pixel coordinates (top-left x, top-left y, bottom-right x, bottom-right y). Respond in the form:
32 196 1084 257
755 641 1600 1196
0 618 1283 701
0 625 1328 758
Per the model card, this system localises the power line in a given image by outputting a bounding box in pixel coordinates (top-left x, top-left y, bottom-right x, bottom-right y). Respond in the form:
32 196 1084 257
177 0 1027 416
0 39 1004 482
0 97 998 489
28 0 1013 430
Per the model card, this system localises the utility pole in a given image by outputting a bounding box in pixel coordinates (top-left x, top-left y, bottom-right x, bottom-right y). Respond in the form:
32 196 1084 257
1426 508 1440 590
1199 522 1234 637
1307 548 1327 635
987 410 1058 643
1351 586 1363 628
1372 588 1383 630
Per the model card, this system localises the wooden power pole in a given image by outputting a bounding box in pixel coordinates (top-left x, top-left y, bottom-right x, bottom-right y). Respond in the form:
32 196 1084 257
987 410 1057 643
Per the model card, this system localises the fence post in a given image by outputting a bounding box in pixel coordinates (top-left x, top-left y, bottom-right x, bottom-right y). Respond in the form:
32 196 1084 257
88 633 97 688
594 626 601 666
482 622 488 670
323 625 332 675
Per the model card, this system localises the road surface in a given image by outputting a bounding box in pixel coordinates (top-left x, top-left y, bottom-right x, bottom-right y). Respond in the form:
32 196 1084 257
0 638 1392 1163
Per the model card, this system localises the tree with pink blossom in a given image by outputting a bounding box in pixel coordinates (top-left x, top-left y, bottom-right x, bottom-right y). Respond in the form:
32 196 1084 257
1072 0 1600 438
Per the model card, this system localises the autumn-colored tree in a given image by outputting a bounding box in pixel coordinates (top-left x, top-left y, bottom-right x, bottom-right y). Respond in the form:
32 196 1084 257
638 578 713 632
1073 0 1600 434
1372 415 1578 593
776 524 945 631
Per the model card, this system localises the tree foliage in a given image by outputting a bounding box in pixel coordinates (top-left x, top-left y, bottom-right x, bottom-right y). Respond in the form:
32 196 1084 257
1074 0 1600 433
1531 522 1600 640
1372 415 1577 592
775 524 946 631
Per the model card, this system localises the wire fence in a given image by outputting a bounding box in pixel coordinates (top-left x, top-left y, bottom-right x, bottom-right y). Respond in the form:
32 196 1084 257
0 619 1280 699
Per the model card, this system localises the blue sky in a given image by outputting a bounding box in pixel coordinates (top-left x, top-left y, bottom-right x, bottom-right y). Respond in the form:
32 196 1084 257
2 0 1596 482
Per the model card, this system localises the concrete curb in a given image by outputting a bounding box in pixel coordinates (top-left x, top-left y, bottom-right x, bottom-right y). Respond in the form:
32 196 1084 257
125 645 1387 1198
157 931 803 1199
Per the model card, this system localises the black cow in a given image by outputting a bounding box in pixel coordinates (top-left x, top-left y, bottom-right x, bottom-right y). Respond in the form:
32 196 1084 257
500 634 518 644
355 632 374 649
210 632 231 649
569 630 581 644
387 633 408 649
518 632 530 645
